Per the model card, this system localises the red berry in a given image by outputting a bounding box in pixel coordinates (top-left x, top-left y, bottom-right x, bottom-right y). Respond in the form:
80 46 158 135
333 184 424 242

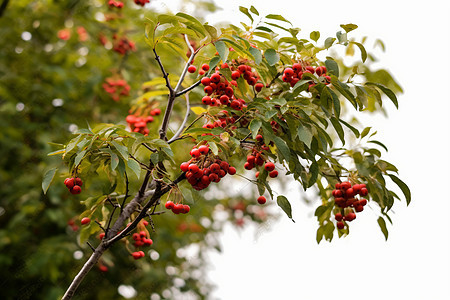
132 233 140 241
355 205 364 212
228 166 236 175
188 164 200 173
190 148 200 158
335 213 343 221
198 145 209 155
172 203 184 214
180 162 190 172
202 96 212 105
204 86 213 95
165 201 175 210
99 232 105 240
284 68 294 77
139 251 145 257
143 238 153 246
201 77 211 86
70 185 82 194
340 181 351 190
231 71 241 80
336 221 345 230
292 63 302 73
257 196 266 205
244 162 254 170
187 65 197 73
201 63 210 71
210 73 221 83
247 155 256 164
74 177 83 187
81 217 90 225
255 82 264 93
264 162 275 172
256 134 264 142
150 108 161 116
359 199 367 206
65 178 75 189
132 252 142 259
360 187 369 196
344 213 356 222
183 204 190 214
99 265 108 272
269 170 278 178
345 188 355 198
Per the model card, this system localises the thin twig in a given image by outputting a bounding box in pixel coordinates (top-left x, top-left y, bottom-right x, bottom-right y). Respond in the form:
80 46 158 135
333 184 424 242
86 242 95 252
142 143 156 152
175 79 202 97
95 220 106 232
168 93 191 143
129 154 152 171
120 171 130 213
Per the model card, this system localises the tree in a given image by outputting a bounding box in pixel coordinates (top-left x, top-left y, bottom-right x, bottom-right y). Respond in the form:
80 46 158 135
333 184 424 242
0 1 410 299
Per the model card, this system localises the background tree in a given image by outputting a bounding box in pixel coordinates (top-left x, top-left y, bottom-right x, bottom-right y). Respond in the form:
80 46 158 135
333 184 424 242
0 1 410 299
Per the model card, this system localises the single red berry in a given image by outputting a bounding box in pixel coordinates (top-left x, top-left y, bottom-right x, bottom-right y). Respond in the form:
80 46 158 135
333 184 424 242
292 63 302 73
204 86 213 95
255 171 259 178
247 155 256 164
132 252 142 259
81 217 90 225
99 265 108 272
65 177 75 189
346 188 355 198
257 196 266 205
198 145 209 155
360 187 369 196
284 68 294 77
256 134 264 142
201 77 211 86
335 213 343 222
210 73 221 83
201 63 210 71
244 162 254 170
344 212 356 222
359 199 367 206
188 164 200 173
340 181 352 190
190 148 201 158
150 108 161 116
165 201 175 210
180 162 190 172
139 251 145 257
183 204 190 214
210 163 220 173
269 170 278 178
202 96 212 105
187 65 197 73
70 185 82 195
355 205 364 212
219 161 229 171
264 162 275 172
172 203 184 214
228 166 236 175
75 177 83 187
139 230 146 237
337 221 345 230
99 232 105 240
132 233 140 241
231 71 241 80
143 238 153 246
255 82 264 93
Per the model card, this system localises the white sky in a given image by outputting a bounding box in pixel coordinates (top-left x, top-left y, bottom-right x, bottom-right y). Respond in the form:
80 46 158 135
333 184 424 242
153 0 450 299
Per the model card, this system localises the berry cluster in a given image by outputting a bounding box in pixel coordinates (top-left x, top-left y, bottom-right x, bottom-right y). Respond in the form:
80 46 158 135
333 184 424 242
108 0 124 8
102 77 130 101
201 72 245 110
132 251 145 260
132 230 153 247
64 177 83 194
112 36 136 55
332 181 369 229
125 108 161 135
76 26 88 42
202 110 237 131
164 201 190 214
134 0 150 6
244 134 278 179
229 61 260 86
282 63 330 89
180 144 236 191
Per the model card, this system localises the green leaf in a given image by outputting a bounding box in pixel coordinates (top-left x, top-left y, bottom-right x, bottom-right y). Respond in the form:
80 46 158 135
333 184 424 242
360 127 371 139
264 49 280 66
209 142 219 155
74 149 87 167
42 168 57 194
297 124 313 147
126 159 141 179
209 56 221 69
273 137 290 162
336 31 347 44
377 217 389 240
265 14 292 25
325 59 339 77
239 6 253 23
277 195 294 222
330 117 345 145
175 12 206 38
249 119 262 139
110 152 119 171
365 82 398 109
310 31 320 42
388 174 411 205
340 23 358 33
249 46 262 65
250 5 259 15
324 37 336 49
308 161 319 188
215 40 229 62
111 141 129 161
368 140 388 152
350 41 367 63
339 119 360 138
203 24 218 40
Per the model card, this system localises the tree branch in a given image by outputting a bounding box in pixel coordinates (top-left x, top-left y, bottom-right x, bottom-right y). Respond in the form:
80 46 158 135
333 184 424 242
168 93 191 144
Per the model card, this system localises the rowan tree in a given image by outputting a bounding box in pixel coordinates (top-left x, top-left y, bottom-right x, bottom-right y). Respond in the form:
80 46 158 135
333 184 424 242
1 1 410 299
